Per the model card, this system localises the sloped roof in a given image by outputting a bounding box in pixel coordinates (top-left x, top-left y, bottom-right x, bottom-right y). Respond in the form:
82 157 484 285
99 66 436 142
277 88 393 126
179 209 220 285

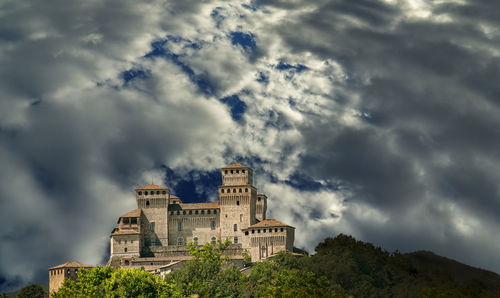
222 163 249 169
136 184 169 190
49 261 92 269
244 219 294 229
111 230 140 236
180 202 219 210
120 209 141 218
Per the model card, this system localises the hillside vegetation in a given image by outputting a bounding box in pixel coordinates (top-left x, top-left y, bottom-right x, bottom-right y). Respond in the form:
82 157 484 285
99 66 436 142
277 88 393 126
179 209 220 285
44 234 500 297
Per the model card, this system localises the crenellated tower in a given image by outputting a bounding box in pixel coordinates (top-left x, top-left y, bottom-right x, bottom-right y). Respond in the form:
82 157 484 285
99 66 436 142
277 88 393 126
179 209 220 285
135 184 170 247
219 163 257 244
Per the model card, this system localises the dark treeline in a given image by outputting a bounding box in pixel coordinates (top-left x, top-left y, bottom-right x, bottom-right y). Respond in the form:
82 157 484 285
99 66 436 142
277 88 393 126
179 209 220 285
9 234 500 297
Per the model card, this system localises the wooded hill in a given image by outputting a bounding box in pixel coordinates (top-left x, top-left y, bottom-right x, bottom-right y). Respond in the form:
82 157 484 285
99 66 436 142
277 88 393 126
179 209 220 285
5 234 500 297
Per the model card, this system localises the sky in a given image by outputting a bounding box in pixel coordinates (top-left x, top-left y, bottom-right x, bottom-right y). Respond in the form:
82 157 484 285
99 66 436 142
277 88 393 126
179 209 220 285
1 0 500 292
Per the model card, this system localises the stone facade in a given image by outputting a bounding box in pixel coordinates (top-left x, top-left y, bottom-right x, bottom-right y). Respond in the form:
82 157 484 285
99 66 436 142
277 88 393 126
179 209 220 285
48 262 92 294
107 163 295 269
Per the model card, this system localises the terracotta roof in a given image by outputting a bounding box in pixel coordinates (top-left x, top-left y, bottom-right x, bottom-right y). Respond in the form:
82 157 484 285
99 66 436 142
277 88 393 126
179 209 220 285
136 184 169 190
244 219 294 229
222 163 249 169
180 202 219 210
257 193 267 197
49 262 92 269
120 209 141 218
111 230 140 236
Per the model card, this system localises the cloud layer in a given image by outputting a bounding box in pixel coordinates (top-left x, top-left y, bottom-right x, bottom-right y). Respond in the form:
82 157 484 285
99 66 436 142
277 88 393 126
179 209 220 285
1 0 500 291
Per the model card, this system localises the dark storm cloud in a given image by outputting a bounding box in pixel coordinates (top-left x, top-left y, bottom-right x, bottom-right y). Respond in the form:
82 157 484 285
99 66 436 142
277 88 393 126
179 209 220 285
257 0 500 271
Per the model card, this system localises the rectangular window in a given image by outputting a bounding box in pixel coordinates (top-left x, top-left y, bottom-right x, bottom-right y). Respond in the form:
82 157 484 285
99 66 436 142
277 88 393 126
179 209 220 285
150 222 155 232
131 217 137 224
240 214 243 222
211 221 216 230
177 237 183 246
234 237 238 244
123 217 129 224
178 221 183 231
234 224 238 232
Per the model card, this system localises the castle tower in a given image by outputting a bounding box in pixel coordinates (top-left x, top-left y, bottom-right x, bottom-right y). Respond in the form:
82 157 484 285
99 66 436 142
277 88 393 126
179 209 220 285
219 163 257 244
256 193 267 221
135 184 170 247
49 262 92 294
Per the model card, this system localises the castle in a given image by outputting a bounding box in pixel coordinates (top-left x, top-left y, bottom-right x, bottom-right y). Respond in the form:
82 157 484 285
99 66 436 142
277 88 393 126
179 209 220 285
107 163 295 270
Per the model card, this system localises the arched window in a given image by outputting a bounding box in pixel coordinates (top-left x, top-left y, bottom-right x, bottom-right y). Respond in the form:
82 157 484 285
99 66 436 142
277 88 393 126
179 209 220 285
194 237 198 245
156 191 160 195
201 210 205 215
245 188 248 192
145 191 148 195
269 228 272 233
233 189 236 193
211 237 216 246
195 210 198 215
230 170 233 174
258 197 261 201
124 260 129 265
124 247 127 252
146 200 150 207
177 211 180 215
236 170 239 174
281 228 284 232
275 228 278 232
177 237 184 246
138 191 142 195
242 170 245 173
225 170 228 174
67 269 70 274
162 190 166 194
221 189 224 193
183 211 186 215
214 210 217 214
236 201 240 206
239 188 242 193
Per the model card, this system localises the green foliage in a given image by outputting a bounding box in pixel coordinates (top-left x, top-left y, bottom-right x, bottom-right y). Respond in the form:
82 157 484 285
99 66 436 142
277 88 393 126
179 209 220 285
17 284 45 298
53 266 178 298
52 234 500 298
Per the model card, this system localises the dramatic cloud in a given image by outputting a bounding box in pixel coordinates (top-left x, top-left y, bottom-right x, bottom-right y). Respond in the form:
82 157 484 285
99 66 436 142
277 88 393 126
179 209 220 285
1 0 500 292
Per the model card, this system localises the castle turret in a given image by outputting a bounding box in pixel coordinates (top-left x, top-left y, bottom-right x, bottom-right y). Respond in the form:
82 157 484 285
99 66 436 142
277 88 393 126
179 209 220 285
219 163 257 244
136 184 170 247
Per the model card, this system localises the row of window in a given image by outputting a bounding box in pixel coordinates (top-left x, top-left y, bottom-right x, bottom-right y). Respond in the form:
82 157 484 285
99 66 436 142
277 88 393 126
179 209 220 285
245 227 284 235
170 209 217 215
224 169 245 174
121 217 138 224
221 188 248 193
118 240 134 244
138 190 167 195
177 221 216 230
50 269 79 275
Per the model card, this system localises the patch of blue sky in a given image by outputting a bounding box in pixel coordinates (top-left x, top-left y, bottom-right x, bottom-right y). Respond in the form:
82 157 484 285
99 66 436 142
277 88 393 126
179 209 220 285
122 68 150 83
256 72 268 83
230 32 256 51
162 166 220 203
241 3 258 11
276 61 309 73
210 7 225 28
220 95 247 121
144 38 215 96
